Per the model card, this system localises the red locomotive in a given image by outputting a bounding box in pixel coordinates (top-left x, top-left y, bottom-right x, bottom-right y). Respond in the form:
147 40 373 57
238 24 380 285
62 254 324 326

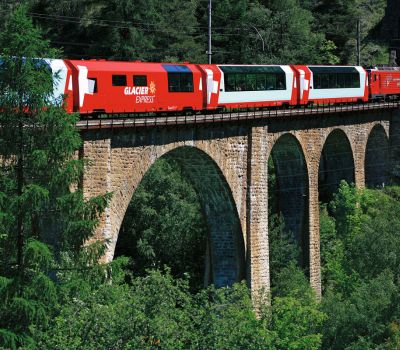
42 59 400 116
368 67 400 101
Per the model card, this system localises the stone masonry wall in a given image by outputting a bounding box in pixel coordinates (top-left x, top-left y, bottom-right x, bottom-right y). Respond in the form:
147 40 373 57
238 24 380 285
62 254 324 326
81 110 394 298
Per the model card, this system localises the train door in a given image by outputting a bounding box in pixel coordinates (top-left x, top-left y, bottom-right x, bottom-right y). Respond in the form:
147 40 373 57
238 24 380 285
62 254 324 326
368 70 380 98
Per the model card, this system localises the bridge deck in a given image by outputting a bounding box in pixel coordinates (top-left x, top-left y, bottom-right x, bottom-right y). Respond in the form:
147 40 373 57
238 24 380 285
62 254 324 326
76 101 400 130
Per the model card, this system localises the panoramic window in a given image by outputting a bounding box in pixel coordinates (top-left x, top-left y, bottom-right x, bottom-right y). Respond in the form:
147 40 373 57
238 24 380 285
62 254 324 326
219 66 286 92
133 75 147 86
310 67 360 89
112 75 127 86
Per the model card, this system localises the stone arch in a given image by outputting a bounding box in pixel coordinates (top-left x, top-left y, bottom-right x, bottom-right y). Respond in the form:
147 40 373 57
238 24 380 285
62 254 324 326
269 133 309 268
319 129 355 202
114 145 245 288
365 124 389 188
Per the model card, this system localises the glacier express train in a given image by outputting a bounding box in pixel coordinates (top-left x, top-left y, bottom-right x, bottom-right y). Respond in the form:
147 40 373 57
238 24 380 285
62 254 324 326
23 59 400 116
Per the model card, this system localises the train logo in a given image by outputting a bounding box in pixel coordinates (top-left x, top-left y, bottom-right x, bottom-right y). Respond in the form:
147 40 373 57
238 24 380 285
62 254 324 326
150 81 156 94
124 81 156 104
124 86 149 95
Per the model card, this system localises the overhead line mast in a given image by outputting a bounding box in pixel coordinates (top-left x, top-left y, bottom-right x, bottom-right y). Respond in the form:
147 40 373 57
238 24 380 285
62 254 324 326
357 19 361 66
208 0 212 64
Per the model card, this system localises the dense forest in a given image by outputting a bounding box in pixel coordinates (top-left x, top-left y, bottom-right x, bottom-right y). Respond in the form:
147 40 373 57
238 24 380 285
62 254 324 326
0 0 391 65
1 2 400 349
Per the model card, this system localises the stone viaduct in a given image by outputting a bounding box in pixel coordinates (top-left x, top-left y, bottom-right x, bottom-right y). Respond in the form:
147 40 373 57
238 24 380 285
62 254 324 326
79 107 400 298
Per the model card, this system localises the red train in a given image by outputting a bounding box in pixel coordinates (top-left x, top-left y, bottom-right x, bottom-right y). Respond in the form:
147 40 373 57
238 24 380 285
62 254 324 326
43 59 400 116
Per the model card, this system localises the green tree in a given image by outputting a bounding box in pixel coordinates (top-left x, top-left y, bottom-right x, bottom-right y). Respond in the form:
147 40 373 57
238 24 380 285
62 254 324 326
31 0 204 62
36 264 325 350
268 213 300 289
271 266 324 350
0 6 106 348
241 0 338 64
115 156 208 290
320 183 400 348
206 0 249 64
348 0 388 66
311 0 387 64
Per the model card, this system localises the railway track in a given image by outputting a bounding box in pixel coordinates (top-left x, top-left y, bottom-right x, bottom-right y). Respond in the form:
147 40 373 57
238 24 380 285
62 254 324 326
76 101 400 130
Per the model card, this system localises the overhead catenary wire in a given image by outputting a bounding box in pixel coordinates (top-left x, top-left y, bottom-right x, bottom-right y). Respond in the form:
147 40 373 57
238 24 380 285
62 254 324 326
0 9 257 34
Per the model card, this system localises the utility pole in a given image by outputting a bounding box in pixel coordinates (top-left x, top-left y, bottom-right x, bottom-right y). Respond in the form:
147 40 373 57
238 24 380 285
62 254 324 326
208 0 212 64
357 19 361 66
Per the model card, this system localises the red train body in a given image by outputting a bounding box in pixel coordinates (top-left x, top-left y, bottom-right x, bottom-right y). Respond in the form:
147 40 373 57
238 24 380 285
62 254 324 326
43 59 400 116
368 68 400 100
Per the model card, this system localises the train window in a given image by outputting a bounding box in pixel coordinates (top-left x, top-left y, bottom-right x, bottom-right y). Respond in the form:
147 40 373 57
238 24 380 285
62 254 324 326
167 72 193 92
168 73 180 92
220 66 286 92
112 75 127 86
351 73 360 88
236 74 247 91
266 74 276 90
276 74 286 90
223 73 287 91
329 73 337 88
162 65 194 93
321 74 329 89
312 73 360 89
247 74 257 91
310 67 360 89
180 73 194 92
225 74 235 91
256 74 266 90
337 74 346 88
133 75 147 86
314 75 321 89
88 77 98 93
345 74 352 88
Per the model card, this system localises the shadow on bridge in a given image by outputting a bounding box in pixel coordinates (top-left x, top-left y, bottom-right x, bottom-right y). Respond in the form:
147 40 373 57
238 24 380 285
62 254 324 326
114 146 246 289
269 134 310 275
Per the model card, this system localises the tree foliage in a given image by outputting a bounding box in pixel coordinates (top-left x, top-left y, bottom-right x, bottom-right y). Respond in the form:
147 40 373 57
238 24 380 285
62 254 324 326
0 7 107 348
114 156 208 290
35 264 324 350
320 182 400 349
1 3 400 350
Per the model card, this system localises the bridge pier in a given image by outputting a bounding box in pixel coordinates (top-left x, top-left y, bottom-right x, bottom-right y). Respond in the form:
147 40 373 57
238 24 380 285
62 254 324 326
246 125 271 297
308 157 322 296
81 136 113 261
390 110 400 181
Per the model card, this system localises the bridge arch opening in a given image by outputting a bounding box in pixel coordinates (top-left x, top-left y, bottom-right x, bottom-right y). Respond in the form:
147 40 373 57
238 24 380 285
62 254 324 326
268 134 309 274
365 124 389 188
318 129 355 203
114 146 245 290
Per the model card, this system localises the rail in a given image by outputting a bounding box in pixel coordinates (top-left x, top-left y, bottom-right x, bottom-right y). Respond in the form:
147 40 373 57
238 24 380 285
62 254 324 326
76 101 400 130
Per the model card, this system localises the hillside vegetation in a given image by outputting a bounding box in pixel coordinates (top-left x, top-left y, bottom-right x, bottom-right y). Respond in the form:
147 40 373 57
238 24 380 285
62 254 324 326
0 0 391 65
1 3 400 349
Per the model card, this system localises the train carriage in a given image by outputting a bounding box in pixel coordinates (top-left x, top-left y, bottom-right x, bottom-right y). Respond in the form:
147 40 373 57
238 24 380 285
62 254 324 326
291 65 369 105
199 65 298 110
368 67 400 100
9 57 399 117
64 60 204 115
